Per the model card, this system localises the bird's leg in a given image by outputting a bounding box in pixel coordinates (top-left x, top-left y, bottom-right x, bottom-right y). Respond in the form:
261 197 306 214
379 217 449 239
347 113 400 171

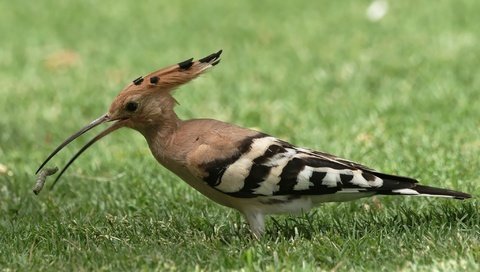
242 211 265 239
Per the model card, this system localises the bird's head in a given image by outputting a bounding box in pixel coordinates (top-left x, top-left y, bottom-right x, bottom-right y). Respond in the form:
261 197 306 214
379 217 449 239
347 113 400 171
36 50 222 187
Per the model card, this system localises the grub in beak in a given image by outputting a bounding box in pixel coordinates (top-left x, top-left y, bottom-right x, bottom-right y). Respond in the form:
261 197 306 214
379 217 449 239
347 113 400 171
33 167 58 195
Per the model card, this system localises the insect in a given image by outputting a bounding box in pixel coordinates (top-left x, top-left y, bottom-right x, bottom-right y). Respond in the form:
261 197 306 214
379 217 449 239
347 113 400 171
37 50 471 237
33 167 58 195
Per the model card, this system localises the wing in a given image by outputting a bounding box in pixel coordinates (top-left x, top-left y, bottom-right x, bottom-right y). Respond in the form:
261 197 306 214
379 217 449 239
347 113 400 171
201 133 418 198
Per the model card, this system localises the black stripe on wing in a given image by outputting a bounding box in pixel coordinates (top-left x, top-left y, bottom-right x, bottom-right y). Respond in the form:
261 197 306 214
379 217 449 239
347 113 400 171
274 154 418 196
201 133 268 187
228 143 292 198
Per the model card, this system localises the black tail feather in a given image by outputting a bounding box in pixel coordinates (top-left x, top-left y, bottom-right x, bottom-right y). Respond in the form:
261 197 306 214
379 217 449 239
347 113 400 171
368 171 471 200
378 184 472 200
413 185 472 200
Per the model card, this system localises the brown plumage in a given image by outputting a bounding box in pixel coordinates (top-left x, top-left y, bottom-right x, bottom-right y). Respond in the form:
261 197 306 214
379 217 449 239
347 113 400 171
37 50 471 238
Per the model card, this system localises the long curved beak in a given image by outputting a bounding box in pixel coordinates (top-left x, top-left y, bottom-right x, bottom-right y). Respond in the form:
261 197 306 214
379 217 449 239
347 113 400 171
36 113 126 189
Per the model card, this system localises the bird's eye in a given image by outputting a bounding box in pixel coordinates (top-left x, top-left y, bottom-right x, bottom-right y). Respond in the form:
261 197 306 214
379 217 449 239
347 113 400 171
125 101 139 112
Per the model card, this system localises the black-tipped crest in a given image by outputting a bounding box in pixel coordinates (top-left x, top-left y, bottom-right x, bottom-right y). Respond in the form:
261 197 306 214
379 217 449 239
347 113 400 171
199 50 223 63
133 76 144 85
149 76 160 84
178 58 194 69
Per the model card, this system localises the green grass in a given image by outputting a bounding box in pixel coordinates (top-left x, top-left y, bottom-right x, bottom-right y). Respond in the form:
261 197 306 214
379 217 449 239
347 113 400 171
1 0 479 270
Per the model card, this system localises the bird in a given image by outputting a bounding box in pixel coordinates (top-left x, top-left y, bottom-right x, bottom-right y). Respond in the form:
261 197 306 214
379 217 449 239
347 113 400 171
37 50 472 238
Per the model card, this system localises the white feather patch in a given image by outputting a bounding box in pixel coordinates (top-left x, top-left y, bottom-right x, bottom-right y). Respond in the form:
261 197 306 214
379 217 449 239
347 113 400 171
263 148 297 167
322 171 340 187
350 170 370 187
216 137 276 193
392 188 455 198
392 188 420 195
315 168 351 187
371 176 383 187
293 166 314 190
254 148 297 195
254 174 280 195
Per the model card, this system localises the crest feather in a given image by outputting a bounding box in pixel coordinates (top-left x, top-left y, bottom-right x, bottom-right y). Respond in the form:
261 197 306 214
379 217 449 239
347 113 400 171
124 50 222 93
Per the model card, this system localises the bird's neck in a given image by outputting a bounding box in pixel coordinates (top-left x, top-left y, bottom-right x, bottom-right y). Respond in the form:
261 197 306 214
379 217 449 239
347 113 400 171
139 113 180 142
137 112 185 166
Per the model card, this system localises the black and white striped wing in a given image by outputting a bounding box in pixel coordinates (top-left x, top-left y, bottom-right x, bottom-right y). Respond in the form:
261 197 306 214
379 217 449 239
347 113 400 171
202 134 419 198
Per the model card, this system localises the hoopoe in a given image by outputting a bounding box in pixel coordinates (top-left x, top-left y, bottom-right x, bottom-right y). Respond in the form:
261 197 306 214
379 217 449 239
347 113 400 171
37 50 471 238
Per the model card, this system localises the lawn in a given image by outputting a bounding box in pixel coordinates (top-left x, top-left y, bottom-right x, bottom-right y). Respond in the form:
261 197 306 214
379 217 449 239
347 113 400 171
1 0 479 271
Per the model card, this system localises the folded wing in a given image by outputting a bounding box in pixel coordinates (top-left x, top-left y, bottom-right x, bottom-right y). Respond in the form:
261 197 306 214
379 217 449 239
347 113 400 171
201 133 427 198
